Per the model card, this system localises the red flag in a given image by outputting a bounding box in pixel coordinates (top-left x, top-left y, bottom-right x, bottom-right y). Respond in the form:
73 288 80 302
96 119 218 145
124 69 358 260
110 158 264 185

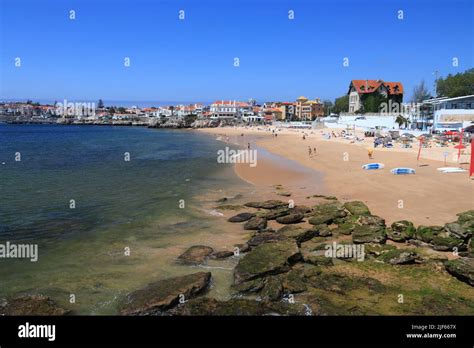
417 137 423 161
458 128 464 161
470 139 474 177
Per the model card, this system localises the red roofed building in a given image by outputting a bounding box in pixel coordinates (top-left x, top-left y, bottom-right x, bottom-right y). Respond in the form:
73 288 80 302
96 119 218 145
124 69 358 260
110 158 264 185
348 79 403 113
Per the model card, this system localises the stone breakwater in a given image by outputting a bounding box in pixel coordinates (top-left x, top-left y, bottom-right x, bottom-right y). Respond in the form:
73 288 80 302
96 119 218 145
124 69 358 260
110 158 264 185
2 196 473 316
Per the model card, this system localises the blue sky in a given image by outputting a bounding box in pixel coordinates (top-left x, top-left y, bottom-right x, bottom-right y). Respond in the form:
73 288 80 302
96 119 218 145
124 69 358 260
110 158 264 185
0 0 473 104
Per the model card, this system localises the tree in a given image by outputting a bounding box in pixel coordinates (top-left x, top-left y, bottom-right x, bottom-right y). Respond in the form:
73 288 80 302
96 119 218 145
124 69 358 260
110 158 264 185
98 99 104 108
333 95 349 114
361 92 387 113
436 68 474 97
117 107 126 114
109 107 116 115
411 80 431 103
322 100 333 116
395 115 409 129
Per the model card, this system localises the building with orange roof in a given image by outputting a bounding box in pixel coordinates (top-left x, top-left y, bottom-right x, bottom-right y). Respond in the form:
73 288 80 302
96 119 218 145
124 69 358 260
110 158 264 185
348 79 403 113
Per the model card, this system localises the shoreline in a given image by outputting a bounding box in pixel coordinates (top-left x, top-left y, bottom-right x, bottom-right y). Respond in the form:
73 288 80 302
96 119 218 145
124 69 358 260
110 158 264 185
197 126 474 226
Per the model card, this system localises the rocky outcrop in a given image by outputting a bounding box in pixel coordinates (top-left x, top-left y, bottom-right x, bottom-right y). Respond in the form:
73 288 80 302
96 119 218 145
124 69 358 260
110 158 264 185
120 272 212 315
234 240 301 284
0 295 69 316
177 245 214 265
445 258 474 286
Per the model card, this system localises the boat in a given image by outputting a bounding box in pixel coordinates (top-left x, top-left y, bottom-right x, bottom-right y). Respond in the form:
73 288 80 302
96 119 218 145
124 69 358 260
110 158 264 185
391 167 415 175
362 163 384 170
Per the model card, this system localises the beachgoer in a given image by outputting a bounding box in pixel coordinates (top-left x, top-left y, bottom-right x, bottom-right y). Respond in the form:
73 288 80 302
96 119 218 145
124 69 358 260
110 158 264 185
247 142 250 150
367 147 374 159
313 147 317 155
308 146 312 157
303 135 306 140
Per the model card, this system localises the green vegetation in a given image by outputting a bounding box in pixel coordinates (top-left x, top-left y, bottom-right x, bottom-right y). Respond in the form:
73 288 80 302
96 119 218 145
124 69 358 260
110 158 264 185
436 68 474 97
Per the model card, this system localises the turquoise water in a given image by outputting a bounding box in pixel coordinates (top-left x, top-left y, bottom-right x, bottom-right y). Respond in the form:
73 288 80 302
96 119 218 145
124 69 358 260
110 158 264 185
0 125 249 314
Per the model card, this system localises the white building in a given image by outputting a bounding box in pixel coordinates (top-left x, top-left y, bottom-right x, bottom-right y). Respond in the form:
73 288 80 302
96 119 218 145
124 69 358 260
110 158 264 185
423 95 474 131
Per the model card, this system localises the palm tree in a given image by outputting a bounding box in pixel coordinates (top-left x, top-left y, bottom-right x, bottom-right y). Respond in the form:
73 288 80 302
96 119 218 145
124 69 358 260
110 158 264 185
395 115 410 129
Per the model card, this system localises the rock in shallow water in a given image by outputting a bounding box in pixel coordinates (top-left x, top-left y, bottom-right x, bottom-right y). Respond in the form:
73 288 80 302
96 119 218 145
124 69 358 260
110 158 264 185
227 212 255 223
120 272 212 315
0 295 69 316
177 245 214 265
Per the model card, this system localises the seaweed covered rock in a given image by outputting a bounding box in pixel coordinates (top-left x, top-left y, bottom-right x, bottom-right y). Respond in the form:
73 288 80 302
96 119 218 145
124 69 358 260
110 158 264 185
387 220 416 242
243 217 267 230
377 249 419 265
431 235 466 251
344 201 371 216
445 258 474 286
308 202 347 225
234 240 301 284
333 221 358 235
276 212 304 224
416 226 443 243
277 225 318 244
247 232 287 247
352 224 386 244
120 272 212 315
262 207 290 220
444 222 471 240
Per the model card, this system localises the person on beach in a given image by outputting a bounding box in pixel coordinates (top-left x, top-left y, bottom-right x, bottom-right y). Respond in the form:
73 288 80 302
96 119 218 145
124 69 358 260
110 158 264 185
247 142 251 150
308 146 312 157
367 147 374 159
303 134 306 140
313 146 317 155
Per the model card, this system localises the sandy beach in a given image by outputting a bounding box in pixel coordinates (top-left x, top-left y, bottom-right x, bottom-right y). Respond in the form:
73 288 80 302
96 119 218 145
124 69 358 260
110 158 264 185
198 126 474 226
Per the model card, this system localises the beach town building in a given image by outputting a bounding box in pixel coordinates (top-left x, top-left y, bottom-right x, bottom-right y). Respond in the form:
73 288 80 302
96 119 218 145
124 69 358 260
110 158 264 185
422 95 474 131
277 102 297 121
210 100 251 119
295 96 324 120
348 80 404 113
